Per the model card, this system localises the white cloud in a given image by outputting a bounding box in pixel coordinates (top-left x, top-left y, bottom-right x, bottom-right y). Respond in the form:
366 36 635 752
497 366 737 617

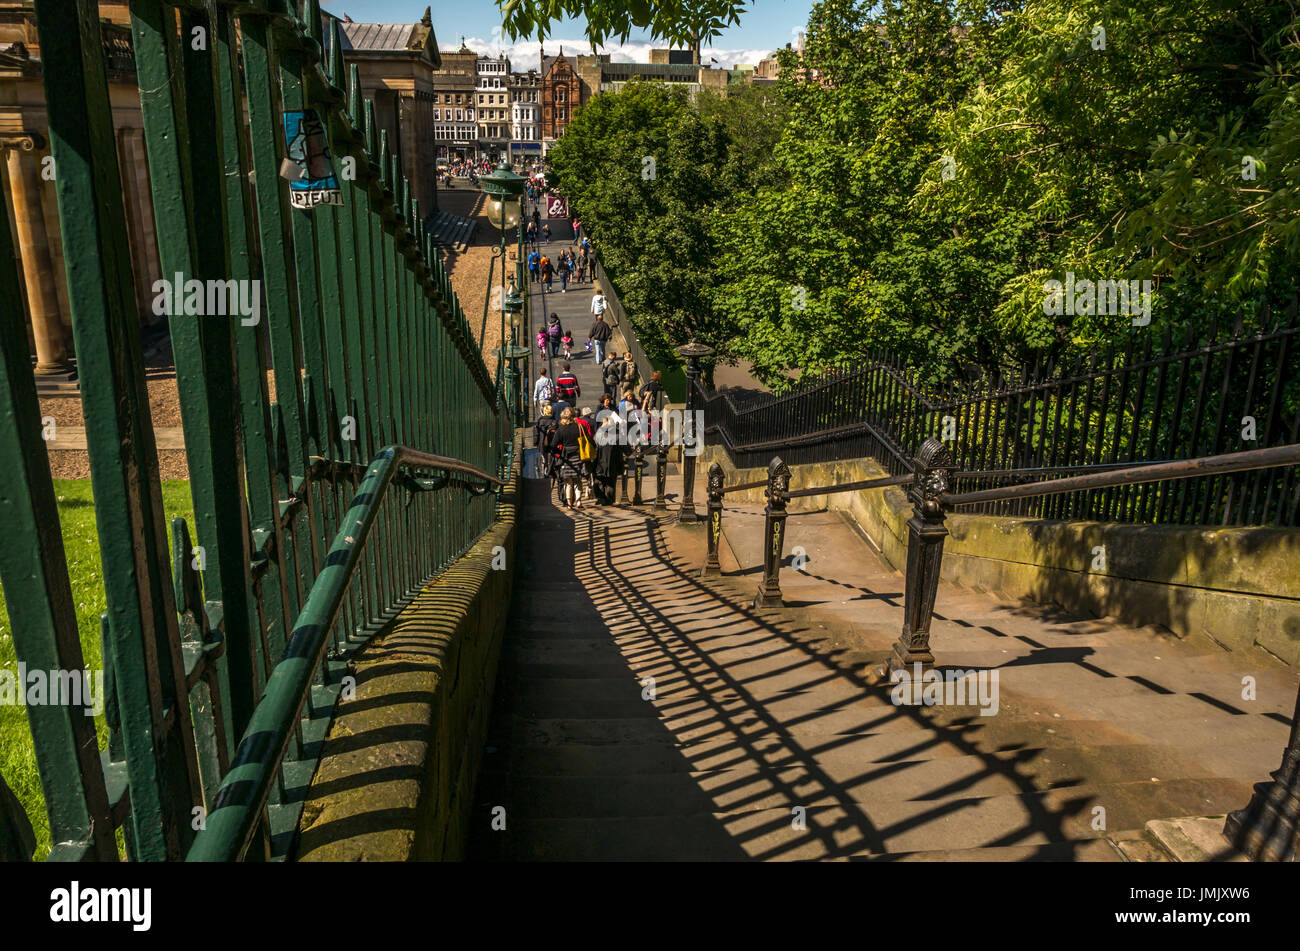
447 35 777 71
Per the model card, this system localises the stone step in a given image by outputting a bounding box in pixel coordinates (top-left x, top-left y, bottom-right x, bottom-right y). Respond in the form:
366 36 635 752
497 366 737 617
466 777 1244 861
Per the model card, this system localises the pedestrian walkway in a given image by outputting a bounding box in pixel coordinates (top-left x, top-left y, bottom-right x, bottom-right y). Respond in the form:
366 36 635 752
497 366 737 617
467 471 1295 860
524 202 607 422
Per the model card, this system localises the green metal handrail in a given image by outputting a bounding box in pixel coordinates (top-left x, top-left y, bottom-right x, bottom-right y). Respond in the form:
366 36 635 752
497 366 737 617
0 0 512 862
188 445 506 861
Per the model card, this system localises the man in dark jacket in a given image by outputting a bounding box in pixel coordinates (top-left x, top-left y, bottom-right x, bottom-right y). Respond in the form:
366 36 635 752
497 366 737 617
588 310 612 363
602 357 624 399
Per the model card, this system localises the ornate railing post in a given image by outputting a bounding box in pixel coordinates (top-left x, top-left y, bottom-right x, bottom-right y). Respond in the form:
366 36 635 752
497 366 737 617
618 446 631 504
752 456 791 609
885 438 955 676
654 417 668 511
1224 682 1300 861
632 441 645 506
702 462 724 576
675 340 714 523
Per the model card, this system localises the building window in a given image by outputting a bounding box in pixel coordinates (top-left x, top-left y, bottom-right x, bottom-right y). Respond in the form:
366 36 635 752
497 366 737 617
556 86 566 103
557 107 566 121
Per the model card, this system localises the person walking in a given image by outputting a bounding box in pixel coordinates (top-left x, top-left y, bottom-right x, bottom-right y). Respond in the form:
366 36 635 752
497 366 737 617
547 313 563 356
588 310 612 364
619 351 638 393
533 402 558 479
639 369 665 414
575 251 587 284
602 355 623 400
533 366 556 406
555 360 580 403
557 253 571 292
551 407 584 508
541 255 554 291
527 248 540 283
543 222 551 244
592 409 625 505
577 406 598 503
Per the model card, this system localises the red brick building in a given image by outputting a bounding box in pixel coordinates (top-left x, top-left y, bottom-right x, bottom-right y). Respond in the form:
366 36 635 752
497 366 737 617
540 47 583 153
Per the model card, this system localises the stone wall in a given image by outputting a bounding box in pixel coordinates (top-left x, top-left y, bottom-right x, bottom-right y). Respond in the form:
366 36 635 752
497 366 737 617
294 432 523 861
699 446 1300 665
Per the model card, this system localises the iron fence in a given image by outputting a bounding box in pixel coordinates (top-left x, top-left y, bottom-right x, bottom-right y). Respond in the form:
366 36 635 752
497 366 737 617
698 301 1300 527
0 0 509 861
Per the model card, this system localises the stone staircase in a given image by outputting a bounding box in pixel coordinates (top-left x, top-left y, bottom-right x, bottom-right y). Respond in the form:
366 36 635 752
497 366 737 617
426 210 476 252
465 470 1295 861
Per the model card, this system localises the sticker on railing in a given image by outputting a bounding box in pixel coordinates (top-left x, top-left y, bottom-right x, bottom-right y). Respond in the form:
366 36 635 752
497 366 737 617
282 109 342 209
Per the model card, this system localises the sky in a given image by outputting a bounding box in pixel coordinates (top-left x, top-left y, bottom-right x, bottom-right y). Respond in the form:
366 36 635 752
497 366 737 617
327 0 814 69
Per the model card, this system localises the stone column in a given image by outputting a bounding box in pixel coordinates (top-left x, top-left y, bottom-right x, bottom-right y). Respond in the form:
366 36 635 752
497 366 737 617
4 135 73 379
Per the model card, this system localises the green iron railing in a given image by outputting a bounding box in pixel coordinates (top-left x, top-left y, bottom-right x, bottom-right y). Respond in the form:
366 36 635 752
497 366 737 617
0 0 511 861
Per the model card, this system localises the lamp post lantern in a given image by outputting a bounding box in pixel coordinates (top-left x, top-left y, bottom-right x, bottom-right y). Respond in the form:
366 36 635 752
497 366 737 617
675 340 714 523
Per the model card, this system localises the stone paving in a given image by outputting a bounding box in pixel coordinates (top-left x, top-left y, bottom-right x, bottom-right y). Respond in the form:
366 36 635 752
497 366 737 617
466 467 1296 860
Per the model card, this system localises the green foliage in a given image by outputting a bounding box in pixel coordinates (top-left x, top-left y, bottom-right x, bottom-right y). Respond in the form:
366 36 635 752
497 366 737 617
499 0 750 49
547 80 787 370
542 0 1300 390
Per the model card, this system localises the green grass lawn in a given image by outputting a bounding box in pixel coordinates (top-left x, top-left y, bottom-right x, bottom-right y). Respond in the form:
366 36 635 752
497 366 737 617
0 479 193 860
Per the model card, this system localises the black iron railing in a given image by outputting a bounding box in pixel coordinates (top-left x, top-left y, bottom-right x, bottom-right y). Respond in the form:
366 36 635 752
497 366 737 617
698 301 1300 527
701 441 1300 860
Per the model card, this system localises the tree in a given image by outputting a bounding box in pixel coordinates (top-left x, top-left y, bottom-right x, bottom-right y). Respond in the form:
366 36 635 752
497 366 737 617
547 80 786 370
498 0 750 49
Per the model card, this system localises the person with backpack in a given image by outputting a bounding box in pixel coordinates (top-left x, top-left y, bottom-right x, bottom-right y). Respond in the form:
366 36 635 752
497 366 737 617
547 314 563 356
533 366 556 407
602 355 624 399
588 310 612 364
533 402 558 479
555 360 580 402
618 351 638 393
527 248 540 283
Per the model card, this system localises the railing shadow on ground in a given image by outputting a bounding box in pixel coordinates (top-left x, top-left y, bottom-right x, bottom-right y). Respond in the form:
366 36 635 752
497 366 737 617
471 488 1154 859
700 441 1300 859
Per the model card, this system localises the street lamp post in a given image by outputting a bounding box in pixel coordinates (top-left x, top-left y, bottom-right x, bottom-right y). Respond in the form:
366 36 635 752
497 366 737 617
500 274 530 427
675 340 715 523
479 158 526 411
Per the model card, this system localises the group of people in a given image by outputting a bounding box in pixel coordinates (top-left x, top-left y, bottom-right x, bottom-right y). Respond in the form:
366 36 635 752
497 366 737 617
531 348 669 509
527 247 591 291
534 299 611 359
